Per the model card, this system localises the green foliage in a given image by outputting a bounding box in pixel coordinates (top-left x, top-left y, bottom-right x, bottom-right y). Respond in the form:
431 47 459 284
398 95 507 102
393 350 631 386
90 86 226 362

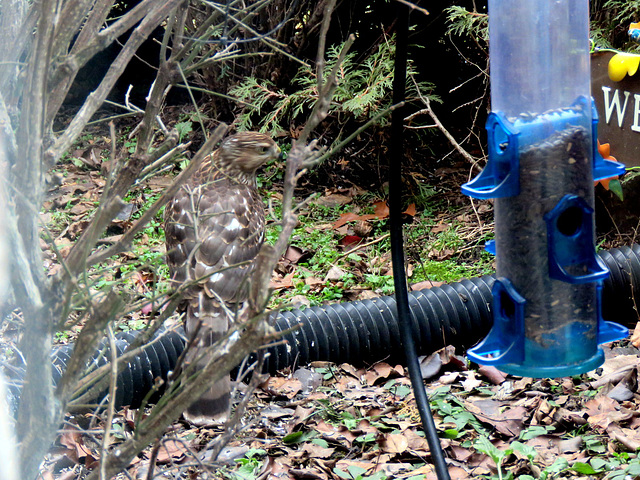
445 6 488 42
222 449 267 480
591 0 640 51
605 0 640 24
383 379 412 399
569 454 640 479
230 36 438 134
174 120 193 142
474 437 563 480
590 23 616 51
518 425 553 441
124 137 137 154
429 386 486 436
282 429 317 444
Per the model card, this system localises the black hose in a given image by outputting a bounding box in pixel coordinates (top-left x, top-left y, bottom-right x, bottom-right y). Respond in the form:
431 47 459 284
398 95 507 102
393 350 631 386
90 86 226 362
5 245 640 416
387 3 451 478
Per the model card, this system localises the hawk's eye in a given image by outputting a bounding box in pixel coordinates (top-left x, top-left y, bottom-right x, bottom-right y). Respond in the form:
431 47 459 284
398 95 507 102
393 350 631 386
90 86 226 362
258 146 270 154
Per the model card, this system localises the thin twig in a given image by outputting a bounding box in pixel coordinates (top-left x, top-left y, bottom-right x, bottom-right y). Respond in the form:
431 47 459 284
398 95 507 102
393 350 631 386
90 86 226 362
315 102 404 165
335 233 390 260
410 79 481 169
394 0 430 16
99 323 119 480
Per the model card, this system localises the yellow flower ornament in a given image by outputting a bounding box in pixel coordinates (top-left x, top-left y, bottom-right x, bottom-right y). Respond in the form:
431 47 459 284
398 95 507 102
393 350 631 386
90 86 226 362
608 52 640 81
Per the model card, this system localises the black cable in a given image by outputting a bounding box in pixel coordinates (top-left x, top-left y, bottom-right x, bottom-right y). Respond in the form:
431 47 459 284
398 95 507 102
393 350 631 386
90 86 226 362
388 4 451 480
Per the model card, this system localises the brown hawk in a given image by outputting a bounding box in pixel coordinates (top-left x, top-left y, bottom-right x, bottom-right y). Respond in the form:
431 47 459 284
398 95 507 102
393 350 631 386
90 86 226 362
164 131 280 425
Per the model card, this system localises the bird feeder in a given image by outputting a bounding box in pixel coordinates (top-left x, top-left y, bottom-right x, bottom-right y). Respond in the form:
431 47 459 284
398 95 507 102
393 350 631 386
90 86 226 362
463 0 627 377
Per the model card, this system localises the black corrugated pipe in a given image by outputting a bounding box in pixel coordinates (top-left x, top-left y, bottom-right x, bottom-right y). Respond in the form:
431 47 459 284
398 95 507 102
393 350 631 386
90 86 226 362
5 244 640 415
4 329 186 417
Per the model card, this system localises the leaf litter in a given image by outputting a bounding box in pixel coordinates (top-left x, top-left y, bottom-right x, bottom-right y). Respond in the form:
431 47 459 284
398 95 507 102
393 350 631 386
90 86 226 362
39 339 640 480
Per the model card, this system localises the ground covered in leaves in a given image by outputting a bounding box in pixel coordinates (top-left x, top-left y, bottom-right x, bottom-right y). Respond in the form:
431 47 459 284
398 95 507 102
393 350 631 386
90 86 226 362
44 344 640 480
30 119 640 480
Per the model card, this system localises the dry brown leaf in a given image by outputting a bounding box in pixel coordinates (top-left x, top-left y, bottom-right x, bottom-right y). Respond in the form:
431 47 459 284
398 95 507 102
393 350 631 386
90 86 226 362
315 420 357 447
302 443 335 459
325 265 346 282
270 271 295 289
403 203 417 217
380 433 409 454
59 428 95 465
461 371 483 391
478 365 507 385
402 429 431 453
411 280 444 290
339 363 361 378
155 439 190 464
584 396 632 431
261 377 302 399
331 200 390 229
607 424 640 451
316 193 353 207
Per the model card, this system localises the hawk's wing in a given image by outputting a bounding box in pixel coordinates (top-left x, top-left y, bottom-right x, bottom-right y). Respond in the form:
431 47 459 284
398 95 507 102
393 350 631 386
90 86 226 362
164 174 265 305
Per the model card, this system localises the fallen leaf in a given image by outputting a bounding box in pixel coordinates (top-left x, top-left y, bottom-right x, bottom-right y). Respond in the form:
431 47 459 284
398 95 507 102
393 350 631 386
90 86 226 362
411 280 444 290
302 442 335 459
289 295 311 309
283 245 313 264
339 235 363 248
261 377 302 399
270 271 295 289
155 438 190 464
353 220 373 237
607 424 640 451
325 266 347 282
431 222 450 234
478 365 507 385
316 193 353 207
461 371 483 391
403 203 417 217
331 200 390 229
380 433 409 454
584 396 632 431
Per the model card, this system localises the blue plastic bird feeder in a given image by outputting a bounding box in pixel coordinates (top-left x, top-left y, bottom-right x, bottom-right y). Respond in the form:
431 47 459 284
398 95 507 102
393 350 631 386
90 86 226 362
462 0 628 377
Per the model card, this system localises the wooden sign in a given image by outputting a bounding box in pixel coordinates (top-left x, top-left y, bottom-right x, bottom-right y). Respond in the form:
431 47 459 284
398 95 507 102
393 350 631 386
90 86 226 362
591 51 640 168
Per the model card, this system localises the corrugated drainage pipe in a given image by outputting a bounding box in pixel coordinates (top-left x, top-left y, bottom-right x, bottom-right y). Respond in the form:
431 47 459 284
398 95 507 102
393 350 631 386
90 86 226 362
6 244 640 413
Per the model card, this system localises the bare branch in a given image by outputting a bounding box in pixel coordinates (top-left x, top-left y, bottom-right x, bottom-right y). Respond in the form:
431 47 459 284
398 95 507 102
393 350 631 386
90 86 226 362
47 0 185 160
315 0 337 87
47 0 172 118
394 0 430 16
410 77 481 168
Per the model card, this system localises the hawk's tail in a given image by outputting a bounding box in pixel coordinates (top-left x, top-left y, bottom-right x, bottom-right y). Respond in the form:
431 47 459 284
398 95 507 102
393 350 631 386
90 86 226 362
183 294 231 425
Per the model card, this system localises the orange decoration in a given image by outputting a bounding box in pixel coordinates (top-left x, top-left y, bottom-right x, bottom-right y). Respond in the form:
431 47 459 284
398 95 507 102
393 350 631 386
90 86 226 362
594 140 619 191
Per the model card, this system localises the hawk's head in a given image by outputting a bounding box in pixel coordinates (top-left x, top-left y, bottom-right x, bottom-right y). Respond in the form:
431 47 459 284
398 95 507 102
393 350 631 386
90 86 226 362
216 132 281 184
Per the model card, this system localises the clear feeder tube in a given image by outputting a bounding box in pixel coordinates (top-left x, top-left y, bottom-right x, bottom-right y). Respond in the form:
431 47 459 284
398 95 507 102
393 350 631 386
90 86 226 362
463 0 627 377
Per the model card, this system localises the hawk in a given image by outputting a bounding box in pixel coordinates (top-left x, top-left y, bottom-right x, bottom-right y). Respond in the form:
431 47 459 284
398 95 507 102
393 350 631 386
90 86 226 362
164 131 280 425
